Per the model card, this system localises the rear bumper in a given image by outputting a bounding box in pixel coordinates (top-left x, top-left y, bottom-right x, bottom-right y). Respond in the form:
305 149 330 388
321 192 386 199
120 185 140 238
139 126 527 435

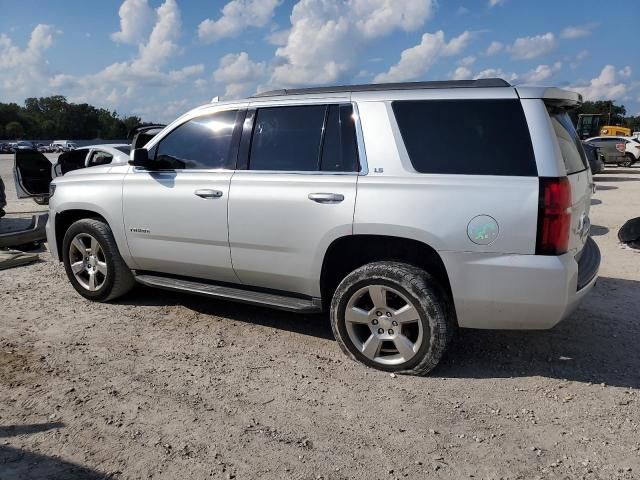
441 238 600 330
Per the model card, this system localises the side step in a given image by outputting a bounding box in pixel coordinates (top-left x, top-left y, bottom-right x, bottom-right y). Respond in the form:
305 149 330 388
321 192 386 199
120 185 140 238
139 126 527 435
134 274 322 313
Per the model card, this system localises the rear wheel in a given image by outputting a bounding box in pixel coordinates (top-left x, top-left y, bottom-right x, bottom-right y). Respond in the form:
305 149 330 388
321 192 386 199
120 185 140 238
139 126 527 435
618 154 636 168
330 261 454 376
62 218 135 302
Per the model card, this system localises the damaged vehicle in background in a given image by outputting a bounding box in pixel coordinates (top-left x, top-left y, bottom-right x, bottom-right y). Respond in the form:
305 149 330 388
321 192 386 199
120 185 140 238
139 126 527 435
13 143 131 206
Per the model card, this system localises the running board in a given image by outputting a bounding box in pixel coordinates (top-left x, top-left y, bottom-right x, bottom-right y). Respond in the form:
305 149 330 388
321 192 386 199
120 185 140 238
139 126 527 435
134 274 322 313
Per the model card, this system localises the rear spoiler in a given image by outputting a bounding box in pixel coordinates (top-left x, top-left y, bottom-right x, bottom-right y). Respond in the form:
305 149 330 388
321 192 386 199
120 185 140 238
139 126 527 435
516 86 582 109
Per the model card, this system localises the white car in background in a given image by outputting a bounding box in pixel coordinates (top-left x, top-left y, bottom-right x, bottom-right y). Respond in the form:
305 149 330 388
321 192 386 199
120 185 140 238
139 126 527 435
50 144 131 177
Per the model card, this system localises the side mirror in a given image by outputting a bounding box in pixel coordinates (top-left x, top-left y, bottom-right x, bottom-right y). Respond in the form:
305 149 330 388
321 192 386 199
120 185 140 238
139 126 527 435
129 148 154 169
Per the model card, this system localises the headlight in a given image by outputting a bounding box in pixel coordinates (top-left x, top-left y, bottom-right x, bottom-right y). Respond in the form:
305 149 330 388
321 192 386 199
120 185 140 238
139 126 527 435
49 183 56 198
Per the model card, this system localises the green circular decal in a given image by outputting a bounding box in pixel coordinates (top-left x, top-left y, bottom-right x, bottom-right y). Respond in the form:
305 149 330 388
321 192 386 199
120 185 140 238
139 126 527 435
467 215 499 245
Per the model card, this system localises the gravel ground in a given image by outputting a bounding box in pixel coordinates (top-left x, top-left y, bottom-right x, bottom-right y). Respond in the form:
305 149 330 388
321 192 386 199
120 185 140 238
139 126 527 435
1 156 639 479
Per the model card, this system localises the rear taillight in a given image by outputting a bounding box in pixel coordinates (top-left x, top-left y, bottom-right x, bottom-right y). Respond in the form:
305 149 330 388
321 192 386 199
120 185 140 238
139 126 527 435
536 177 572 255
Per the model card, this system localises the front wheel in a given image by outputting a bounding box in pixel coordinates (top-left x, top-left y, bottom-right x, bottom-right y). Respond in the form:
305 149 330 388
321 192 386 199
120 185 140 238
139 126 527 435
330 261 454 376
62 218 135 302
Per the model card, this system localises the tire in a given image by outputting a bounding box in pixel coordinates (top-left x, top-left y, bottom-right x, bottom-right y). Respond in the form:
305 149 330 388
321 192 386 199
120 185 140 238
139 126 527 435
62 218 135 302
618 154 635 168
330 261 455 376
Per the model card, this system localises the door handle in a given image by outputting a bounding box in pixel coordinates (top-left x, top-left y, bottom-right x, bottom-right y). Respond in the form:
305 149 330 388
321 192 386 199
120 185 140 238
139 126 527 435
195 189 223 199
308 193 344 204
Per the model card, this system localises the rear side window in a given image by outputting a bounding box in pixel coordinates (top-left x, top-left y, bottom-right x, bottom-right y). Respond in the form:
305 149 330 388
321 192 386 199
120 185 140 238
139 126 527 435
250 105 326 171
548 110 588 175
392 99 537 176
154 110 240 170
248 104 359 172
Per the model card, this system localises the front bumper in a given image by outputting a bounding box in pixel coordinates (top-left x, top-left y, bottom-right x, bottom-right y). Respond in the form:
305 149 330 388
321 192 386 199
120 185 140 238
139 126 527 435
441 238 601 330
45 210 59 261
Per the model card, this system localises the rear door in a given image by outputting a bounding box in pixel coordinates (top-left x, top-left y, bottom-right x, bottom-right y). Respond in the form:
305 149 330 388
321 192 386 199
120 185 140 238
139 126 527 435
13 149 52 198
548 109 592 254
228 102 359 297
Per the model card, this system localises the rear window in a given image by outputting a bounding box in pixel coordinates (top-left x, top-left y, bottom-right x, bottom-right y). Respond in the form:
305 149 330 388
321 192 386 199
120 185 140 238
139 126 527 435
548 110 588 175
115 146 130 154
392 99 537 176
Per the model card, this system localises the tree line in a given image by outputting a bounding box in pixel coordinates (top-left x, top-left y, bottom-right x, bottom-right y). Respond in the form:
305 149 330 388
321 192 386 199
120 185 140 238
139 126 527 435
0 95 638 142
0 96 143 140
569 100 640 131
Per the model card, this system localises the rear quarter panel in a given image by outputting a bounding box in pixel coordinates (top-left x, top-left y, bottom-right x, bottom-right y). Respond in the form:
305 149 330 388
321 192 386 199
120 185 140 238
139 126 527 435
354 100 539 255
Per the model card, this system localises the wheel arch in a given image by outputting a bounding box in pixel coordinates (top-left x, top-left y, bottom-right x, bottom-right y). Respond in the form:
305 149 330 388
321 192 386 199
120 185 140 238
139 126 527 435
319 234 454 313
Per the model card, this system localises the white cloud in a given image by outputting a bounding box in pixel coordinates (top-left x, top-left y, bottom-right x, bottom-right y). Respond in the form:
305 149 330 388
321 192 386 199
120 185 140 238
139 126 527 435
111 0 154 44
619 66 632 78
375 30 472 83
450 66 471 80
571 65 628 101
519 61 562 83
560 24 595 39
458 56 476 67
270 0 435 87
0 24 57 98
485 41 503 56
137 0 181 68
488 0 506 7
198 0 281 43
47 0 203 115
508 32 557 60
266 28 290 46
213 51 267 98
474 68 518 82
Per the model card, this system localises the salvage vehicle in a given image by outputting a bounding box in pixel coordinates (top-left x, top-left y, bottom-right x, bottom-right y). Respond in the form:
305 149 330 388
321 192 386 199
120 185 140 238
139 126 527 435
15 79 600 375
14 144 130 201
585 135 640 167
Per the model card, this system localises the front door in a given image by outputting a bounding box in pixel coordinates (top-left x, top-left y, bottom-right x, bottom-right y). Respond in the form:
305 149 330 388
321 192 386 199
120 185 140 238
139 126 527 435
123 108 244 282
228 103 360 297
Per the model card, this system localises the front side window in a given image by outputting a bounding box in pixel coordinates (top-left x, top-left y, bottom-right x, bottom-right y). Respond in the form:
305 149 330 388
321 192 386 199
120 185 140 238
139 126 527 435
393 99 537 176
247 104 359 172
154 110 239 169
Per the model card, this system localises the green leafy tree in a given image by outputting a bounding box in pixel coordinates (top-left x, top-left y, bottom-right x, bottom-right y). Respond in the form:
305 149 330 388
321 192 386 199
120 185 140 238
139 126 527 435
0 96 153 140
5 121 24 139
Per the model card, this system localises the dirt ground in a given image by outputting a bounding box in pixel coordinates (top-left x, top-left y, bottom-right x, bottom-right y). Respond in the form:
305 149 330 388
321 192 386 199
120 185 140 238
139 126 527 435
1 156 639 480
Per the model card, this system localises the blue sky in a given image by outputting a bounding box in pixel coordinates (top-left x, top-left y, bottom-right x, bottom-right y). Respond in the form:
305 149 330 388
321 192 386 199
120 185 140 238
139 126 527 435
1 0 638 122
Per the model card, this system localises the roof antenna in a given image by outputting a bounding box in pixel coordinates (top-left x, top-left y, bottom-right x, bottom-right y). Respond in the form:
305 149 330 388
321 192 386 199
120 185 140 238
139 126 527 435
211 96 220 103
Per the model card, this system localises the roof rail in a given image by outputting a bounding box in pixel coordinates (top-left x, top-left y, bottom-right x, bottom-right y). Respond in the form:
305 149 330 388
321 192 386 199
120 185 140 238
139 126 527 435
252 78 510 98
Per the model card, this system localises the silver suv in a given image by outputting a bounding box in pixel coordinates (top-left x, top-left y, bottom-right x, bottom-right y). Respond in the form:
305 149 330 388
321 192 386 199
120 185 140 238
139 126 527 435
15 79 601 375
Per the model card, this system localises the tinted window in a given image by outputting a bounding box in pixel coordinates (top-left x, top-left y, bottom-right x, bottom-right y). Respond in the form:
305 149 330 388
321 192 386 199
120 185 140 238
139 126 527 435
115 146 130 154
320 104 359 172
548 110 588 175
393 99 537 176
249 105 326 171
154 110 239 169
